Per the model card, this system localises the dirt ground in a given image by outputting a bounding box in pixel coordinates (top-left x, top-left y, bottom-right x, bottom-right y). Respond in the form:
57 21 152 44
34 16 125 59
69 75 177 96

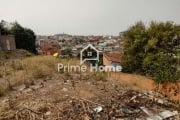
109 72 180 101
0 73 179 120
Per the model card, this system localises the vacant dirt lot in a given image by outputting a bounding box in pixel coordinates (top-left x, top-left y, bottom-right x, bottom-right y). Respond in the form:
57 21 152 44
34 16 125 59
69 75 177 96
0 72 179 120
0 54 179 120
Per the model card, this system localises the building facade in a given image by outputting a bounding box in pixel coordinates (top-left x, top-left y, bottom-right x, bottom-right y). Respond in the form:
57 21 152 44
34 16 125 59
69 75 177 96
37 40 60 55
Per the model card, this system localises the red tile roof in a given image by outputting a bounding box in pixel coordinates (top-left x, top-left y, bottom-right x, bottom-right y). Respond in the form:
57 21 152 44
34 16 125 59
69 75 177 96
104 52 121 63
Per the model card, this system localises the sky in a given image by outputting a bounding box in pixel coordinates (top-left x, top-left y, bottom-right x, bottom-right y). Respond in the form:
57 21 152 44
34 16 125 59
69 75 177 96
0 0 180 35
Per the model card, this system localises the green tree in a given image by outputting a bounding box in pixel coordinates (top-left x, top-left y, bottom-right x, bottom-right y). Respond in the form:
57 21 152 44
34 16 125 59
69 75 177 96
11 22 36 53
122 21 148 72
61 47 72 57
0 20 37 53
0 20 11 35
122 21 180 83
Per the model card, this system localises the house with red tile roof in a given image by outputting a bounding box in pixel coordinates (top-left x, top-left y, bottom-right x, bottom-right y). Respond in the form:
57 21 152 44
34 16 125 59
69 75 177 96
103 52 121 67
38 40 60 55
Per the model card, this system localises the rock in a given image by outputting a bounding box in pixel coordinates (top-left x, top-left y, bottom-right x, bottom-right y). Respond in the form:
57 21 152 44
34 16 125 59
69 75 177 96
130 96 137 100
158 110 178 119
83 114 90 120
93 106 103 113
23 88 32 93
45 111 51 116
30 85 42 90
62 88 68 92
157 99 164 104
86 82 91 85
16 85 26 91
65 94 69 97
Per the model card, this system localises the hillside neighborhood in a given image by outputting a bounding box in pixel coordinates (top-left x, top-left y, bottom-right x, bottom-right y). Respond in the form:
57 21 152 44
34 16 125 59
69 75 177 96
0 27 180 120
0 0 180 119
36 34 124 57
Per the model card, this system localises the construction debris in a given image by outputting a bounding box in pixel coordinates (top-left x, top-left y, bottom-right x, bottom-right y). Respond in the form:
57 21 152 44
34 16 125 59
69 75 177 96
0 73 179 120
93 106 103 113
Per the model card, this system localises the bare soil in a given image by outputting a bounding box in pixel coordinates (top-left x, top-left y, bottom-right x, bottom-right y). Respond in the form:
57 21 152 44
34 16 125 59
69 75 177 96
0 73 179 120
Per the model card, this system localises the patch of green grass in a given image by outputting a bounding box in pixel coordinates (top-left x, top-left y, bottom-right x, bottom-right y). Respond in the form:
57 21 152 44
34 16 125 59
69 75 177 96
95 72 106 81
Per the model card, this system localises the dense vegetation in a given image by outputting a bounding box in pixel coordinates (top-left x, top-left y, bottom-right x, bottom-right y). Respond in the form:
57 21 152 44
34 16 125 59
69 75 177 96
0 20 36 53
122 21 180 83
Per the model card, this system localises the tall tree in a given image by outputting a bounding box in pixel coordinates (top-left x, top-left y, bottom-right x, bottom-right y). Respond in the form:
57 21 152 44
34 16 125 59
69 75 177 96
122 21 180 83
0 20 11 35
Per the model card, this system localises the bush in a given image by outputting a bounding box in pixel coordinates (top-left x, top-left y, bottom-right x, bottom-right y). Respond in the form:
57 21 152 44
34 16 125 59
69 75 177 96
95 72 106 81
11 60 24 71
32 65 50 79
122 21 180 83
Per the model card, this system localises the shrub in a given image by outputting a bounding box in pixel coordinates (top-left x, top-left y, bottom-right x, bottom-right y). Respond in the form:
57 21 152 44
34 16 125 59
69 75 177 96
11 60 24 71
32 65 50 79
122 21 180 83
95 72 106 81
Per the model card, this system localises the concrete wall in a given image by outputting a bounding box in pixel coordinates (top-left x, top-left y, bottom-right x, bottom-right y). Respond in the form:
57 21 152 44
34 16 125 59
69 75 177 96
0 35 16 50
103 55 111 66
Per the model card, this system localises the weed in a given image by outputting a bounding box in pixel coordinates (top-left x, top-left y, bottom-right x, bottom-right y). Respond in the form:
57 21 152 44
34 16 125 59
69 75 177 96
95 72 106 81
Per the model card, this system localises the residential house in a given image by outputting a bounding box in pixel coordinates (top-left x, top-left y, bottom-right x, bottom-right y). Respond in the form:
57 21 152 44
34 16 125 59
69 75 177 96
38 40 60 55
103 52 121 67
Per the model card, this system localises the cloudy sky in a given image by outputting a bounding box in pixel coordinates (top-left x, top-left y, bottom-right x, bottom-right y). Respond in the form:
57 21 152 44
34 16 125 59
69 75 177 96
0 0 180 35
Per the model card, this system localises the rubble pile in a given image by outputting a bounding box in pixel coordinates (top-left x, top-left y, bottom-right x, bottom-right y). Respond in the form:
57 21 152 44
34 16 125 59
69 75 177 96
0 90 180 120
0 73 179 120
58 90 180 120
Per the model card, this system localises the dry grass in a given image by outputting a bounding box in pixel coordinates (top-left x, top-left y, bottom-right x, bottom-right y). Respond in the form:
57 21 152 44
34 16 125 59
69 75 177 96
23 56 60 78
0 54 106 96
0 55 81 96
0 86 6 96
0 49 33 61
